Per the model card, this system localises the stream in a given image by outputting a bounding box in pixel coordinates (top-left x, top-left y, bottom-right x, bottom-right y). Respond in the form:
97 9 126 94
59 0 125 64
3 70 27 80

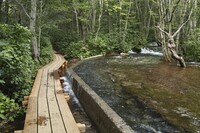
73 54 200 133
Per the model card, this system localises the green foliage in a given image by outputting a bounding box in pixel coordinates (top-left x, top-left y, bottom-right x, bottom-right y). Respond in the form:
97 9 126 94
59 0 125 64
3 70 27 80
0 24 35 95
0 24 36 124
64 41 91 59
184 29 200 61
45 25 78 52
42 0 78 53
64 32 141 59
0 92 21 122
102 30 146 54
64 34 109 59
39 37 53 65
86 35 108 54
0 24 31 44
100 32 124 53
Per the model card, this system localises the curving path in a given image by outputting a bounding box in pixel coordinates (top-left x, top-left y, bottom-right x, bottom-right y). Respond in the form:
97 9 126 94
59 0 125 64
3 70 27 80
15 54 81 133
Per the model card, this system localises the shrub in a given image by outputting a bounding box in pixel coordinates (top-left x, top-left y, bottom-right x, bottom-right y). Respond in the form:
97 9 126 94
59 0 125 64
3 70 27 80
39 36 53 65
86 35 108 55
0 24 35 95
64 41 91 59
183 28 200 61
63 31 147 59
0 24 36 125
0 92 21 122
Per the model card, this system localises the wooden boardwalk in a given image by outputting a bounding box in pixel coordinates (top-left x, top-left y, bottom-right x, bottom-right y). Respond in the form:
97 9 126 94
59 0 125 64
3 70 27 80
15 54 82 133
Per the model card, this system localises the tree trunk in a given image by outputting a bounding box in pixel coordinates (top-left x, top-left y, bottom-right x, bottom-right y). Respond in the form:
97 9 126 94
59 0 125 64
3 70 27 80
95 0 103 41
157 0 171 62
14 0 31 20
175 0 188 52
169 45 186 67
156 0 194 67
4 0 9 23
79 20 86 40
146 0 152 39
0 0 2 11
38 0 44 58
118 0 122 45
74 8 79 37
30 0 39 61
189 0 197 34
171 52 186 67
0 0 3 22
156 11 193 68
122 0 131 44
91 0 96 32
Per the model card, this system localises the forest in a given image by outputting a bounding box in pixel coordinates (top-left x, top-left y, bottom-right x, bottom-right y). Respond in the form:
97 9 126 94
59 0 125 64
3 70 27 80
0 0 200 128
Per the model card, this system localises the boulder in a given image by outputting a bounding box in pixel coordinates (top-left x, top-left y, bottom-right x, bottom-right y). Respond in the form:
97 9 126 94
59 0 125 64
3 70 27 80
131 47 141 53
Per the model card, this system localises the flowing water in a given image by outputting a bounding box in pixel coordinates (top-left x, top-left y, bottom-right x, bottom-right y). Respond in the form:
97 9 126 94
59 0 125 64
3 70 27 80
73 54 200 133
61 76 97 133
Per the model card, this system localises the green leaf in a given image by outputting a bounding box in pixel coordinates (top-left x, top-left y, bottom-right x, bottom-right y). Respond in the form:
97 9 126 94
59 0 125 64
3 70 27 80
0 80 5 84
0 110 5 113
0 114 6 120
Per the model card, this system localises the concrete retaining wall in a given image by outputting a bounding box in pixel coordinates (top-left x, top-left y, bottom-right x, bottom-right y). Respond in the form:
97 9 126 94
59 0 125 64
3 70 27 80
68 68 135 133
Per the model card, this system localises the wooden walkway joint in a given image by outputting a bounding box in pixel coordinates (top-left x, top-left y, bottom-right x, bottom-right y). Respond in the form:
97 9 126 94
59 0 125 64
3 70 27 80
15 54 85 133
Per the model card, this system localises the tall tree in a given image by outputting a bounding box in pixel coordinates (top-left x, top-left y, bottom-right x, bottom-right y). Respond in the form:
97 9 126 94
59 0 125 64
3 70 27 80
0 0 3 21
156 0 193 67
122 0 132 44
95 0 103 41
30 0 39 60
4 0 9 23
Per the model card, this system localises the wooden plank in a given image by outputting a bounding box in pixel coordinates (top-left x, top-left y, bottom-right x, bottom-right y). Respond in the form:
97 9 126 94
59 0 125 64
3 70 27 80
37 59 56 133
37 98 51 133
37 56 61 132
52 56 66 95
56 94 81 133
53 54 81 133
14 130 23 133
41 54 58 70
54 69 64 94
47 71 66 133
29 54 57 97
23 57 56 133
38 68 51 133
30 68 43 97
53 55 67 94
54 55 66 70
23 97 37 133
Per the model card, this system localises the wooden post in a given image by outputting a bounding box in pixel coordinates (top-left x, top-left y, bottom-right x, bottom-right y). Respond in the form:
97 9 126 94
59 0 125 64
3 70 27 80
64 93 70 101
60 78 64 87
14 130 23 133
24 96 29 101
22 100 28 107
58 61 67 77
77 123 86 133
22 96 29 107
